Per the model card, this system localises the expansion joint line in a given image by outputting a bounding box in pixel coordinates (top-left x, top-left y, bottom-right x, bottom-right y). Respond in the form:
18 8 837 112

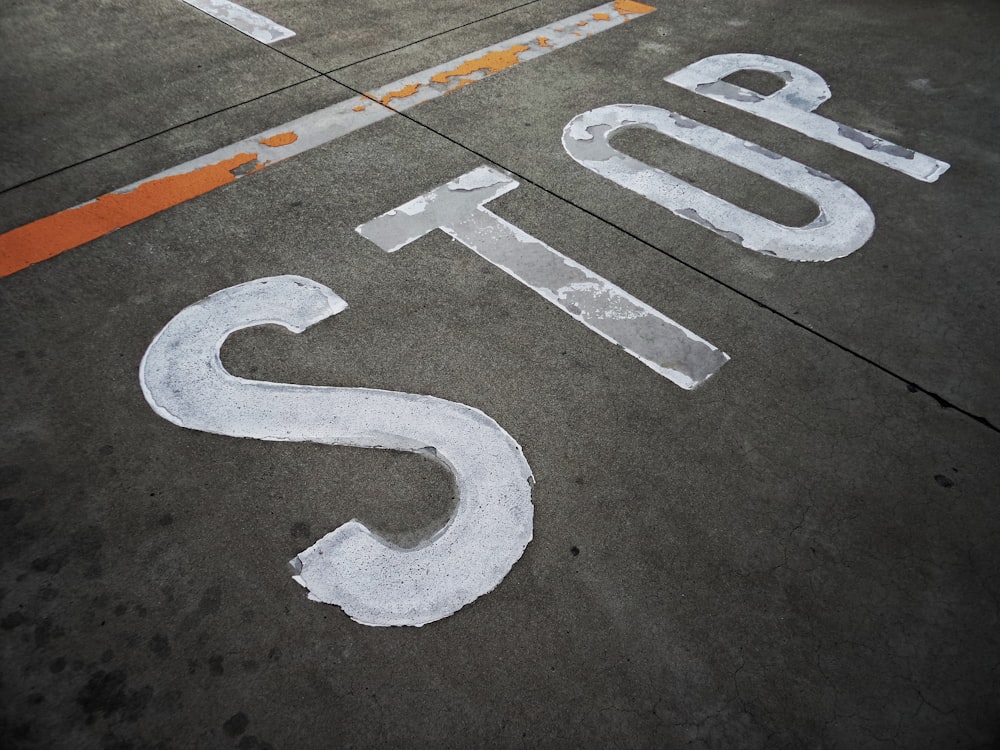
366 97 999 435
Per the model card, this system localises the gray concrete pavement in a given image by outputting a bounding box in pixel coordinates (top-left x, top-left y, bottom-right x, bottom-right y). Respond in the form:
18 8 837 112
1 1 998 748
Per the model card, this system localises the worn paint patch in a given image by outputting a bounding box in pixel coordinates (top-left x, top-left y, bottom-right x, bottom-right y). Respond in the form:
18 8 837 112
259 131 298 147
0 153 257 277
614 0 656 16
379 82 423 106
357 166 727 389
179 0 295 44
563 104 875 261
445 78 477 94
430 45 531 86
666 53 949 182
0 2 657 277
593 12 611 21
140 276 534 627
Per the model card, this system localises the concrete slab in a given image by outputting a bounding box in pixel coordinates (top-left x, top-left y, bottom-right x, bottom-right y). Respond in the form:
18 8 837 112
2 68 999 748
0 0 314 190
247 0 537 72
2 0 999 747
335 0 1000 426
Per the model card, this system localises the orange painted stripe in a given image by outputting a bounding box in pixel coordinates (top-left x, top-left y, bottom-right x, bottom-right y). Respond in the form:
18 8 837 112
430 45 531 86
0 152 257 277
614 0 656 15
0 3 658 279
259 131 298 147
379 83 422 106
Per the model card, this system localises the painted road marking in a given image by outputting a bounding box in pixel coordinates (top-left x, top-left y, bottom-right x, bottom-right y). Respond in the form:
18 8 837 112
357 166 729 389
179 0 295 44
0 0 656 278
563 104 876 261
666 54 950 183
140 275 534 627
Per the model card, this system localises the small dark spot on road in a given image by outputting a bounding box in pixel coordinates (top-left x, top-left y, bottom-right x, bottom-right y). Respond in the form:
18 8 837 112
158 514 174 527
39 586 59 601
209 655 224 676
98 445 114 456
154 688 183 713
1 611 26 629
237 735 275 750
267 647 281 662
0 466 25 488
114 604 128 616
934 474 954 488
35 617 66 647
906 383 918 393
223 711 249 737
76 669 152 724
148 634 171 658
242 660 259 673
290 522 310 540
31 554 66 574
50 656 67 673
101 649 114 663
570 546 580 557
27 693 45 705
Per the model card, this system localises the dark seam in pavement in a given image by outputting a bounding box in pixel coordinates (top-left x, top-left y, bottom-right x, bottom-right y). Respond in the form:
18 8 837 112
320 0 542 75
0 1 541 197
324 73 1000 437
0 74 327 198
2 14 994 436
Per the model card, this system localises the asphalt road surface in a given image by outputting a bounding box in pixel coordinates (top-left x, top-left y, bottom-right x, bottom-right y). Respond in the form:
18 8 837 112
2 1 999 747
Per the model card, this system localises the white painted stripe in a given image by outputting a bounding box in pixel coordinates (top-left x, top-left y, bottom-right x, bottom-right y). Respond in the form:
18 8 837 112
563 104 876 261
666 54 950 183
180 0 295 44
104 2 653 191
0 2 656 275
140 276 534 627
357 166 729 389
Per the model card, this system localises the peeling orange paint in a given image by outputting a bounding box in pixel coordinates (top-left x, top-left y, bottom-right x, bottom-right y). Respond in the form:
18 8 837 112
353 105 366 112
379 82 422 106
259 131 298 148
430 44 530 85
593 12 611 21
537 36 551 47
577 20 588 26
614 0 656 16
0 152 258 277
444 77 477 94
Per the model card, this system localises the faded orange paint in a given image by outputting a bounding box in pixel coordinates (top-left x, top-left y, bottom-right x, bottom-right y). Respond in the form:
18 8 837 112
537 36 552 47
593 12 611 21
614 0 656 15
445 78 477 94
259 131 298 148
0 152 258 277
577 20 588 26
353 105 366 112
379 82 422 106
430 44 530 85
